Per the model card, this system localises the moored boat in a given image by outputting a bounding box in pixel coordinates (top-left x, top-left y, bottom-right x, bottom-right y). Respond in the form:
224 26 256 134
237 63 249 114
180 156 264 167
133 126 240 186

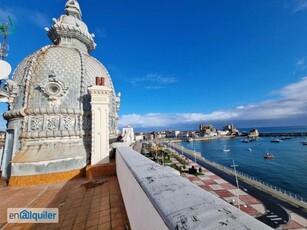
187 138 194 143
271 139 281 143
223 145 230 152
300 141 307 145
263 152 274 159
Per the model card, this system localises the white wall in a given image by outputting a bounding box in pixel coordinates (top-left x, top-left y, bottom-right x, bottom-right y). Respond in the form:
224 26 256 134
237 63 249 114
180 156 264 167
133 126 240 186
116 148 168 230
116 147 272 230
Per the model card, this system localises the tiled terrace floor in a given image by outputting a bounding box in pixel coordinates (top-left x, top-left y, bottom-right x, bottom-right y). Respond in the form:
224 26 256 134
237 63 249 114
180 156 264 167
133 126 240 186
0 176 129 230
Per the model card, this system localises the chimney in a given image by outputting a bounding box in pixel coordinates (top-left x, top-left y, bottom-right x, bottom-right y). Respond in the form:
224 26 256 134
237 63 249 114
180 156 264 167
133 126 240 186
95 77 105 86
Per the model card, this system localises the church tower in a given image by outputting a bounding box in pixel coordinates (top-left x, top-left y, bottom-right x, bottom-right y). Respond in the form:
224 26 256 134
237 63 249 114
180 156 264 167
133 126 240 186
1 0 120 186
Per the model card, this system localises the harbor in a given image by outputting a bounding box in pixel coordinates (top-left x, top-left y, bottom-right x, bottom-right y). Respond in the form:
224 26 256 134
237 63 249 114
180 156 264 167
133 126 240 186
163 141 307 229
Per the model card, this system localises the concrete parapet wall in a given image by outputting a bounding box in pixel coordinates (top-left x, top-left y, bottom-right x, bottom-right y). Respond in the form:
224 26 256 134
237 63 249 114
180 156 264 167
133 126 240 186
116 147 168 230
116 147 272 230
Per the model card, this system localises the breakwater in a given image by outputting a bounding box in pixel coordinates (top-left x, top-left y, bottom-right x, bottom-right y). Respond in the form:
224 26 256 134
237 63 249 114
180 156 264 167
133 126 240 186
259 132 307 137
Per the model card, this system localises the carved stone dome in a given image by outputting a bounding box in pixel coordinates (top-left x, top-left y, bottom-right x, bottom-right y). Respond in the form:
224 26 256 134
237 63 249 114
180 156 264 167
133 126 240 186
10 45 116 117
1 0 120 180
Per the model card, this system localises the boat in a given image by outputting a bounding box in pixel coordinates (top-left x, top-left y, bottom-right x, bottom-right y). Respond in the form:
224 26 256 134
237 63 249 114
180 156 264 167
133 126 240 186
187 138 194 142
300 141 307 145
223 145 230 152
281 136 291 140
270 139 281 143
263 152 274 159
247 147 252 152
241 137 257 143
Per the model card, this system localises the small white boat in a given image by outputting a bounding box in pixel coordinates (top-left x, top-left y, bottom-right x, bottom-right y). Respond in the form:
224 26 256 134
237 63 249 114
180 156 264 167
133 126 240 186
301 141 307 145
248 147 252 152
223 145 230 152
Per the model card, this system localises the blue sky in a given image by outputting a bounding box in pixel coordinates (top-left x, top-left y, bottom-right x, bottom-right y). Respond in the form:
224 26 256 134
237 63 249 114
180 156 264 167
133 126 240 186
1 0 307 131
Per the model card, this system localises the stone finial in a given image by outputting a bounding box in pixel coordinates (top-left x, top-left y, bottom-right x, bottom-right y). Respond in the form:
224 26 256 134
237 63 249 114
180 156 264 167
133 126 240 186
47 0 96 53
65 0 82 19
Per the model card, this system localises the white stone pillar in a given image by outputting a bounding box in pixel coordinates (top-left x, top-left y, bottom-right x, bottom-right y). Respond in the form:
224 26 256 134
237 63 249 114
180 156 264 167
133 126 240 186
88 85 112 165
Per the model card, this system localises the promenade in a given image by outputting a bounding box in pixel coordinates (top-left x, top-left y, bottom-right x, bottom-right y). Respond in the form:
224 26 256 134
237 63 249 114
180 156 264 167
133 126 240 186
164 142 307 230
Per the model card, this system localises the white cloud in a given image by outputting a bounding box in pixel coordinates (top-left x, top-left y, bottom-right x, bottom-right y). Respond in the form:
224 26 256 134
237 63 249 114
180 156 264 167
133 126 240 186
119 77 307 128
94 27 107 38
289 0 307 12
0 6 49 29
294 57 307 73
129 73 177 90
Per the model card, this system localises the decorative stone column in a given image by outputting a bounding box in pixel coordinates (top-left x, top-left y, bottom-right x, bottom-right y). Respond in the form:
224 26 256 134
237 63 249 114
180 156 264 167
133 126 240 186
88 84 112 165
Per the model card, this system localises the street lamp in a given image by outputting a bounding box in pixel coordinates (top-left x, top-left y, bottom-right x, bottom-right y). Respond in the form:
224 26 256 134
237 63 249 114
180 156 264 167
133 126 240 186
231 160 240 210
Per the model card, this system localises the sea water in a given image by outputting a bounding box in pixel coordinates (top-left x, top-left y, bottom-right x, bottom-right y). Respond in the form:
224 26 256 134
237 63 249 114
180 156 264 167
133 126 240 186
181 126 307 201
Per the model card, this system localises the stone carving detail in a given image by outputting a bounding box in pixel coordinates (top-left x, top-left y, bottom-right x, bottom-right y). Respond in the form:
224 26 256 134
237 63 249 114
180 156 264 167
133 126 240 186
30 117 43 131
31 118 40 131
77 116 82 130
116 92 121 113
40 73 69 107
46 117 58 131
63 116 74 130
4 80 19 110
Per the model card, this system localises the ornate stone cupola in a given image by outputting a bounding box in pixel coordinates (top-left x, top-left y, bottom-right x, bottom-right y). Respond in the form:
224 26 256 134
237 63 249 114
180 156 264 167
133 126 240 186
1 0 120 186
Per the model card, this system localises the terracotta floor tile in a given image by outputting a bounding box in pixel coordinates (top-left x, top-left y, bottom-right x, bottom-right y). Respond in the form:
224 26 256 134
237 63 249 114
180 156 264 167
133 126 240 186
72 221 86 230
220 183 237 190
204 180 217 185
111 207 121 214
112 227 126 230
215 190 235 197
111 218 124 228
111 212 122 220
74 216 87 224
86 218 99 228
0 176 129 230
89 212 100 220
98 222 111 230
283 220 303 229
100 209 110 217
72 225 84 230
89 207 100 215
239 195 261 205
99 214 111 225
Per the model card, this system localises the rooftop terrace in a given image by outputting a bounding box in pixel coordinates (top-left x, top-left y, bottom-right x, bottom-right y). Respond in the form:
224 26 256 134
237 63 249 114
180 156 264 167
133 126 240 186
3 145 305 229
